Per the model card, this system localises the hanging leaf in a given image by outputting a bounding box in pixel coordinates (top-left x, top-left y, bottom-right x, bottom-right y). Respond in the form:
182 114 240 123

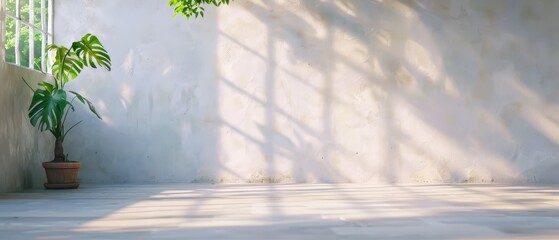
69 91 102 119
28 89 68 132
72 33 112 71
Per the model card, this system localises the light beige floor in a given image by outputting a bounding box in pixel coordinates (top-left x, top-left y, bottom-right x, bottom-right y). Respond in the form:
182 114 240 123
0 184 558 239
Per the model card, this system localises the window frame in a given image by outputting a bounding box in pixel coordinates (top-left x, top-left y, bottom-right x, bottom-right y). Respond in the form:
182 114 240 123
1 0 4 62
3 0 53 72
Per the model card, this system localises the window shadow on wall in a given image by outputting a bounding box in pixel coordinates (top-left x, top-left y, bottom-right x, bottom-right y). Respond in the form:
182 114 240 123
212 0 559 184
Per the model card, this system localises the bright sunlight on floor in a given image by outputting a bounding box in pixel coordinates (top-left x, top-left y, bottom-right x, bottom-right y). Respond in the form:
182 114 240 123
1 183 558 239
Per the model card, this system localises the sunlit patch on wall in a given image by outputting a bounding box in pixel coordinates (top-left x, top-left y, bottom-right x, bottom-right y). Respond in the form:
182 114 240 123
405 40 440 83
389 1 417 19
333 1 357 18
374 29 391 47
120 83 134 107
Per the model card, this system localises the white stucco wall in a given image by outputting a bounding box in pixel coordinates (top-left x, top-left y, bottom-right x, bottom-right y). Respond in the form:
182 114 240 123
0 0 53 193
54 0 559 184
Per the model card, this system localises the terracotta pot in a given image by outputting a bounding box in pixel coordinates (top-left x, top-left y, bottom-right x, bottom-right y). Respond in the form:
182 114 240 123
42 161 81 189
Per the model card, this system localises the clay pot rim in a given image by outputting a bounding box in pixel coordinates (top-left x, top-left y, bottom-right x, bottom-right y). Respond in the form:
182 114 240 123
44 160 80 163
43 161 81 169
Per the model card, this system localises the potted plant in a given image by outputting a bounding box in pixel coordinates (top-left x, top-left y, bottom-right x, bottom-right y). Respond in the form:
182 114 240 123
24 33 111 189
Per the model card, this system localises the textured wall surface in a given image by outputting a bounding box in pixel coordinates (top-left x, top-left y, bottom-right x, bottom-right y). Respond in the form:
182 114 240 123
54 0 559 184
0 0 53 193
0 64 53 193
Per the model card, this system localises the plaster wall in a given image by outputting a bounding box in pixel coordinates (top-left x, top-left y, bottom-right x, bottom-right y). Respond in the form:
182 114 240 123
55 0 559 184
0 0 53 193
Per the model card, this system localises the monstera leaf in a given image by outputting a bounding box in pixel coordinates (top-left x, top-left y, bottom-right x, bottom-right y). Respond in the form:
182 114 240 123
28 89 68 132
72 33 111 71
38 81 54 93
69 91 102 119
47 44 83 84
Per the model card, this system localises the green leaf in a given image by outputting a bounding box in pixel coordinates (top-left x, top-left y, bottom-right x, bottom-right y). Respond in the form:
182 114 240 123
69 91 102 119
168 0 230 19
28 89 68 132
72 33 112 71
47 44 83 84
39 81 54 93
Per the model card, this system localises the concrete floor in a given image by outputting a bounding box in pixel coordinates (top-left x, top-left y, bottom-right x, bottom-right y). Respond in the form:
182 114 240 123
0 184 558 239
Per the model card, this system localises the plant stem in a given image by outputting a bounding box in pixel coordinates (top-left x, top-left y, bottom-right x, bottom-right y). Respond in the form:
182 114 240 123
59 48 73 89
54 122 65 161
61 97 77 131
62 120 82 141
22 78 34 92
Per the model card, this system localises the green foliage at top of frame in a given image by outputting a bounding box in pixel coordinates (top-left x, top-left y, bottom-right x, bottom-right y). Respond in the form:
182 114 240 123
168 0 230 19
